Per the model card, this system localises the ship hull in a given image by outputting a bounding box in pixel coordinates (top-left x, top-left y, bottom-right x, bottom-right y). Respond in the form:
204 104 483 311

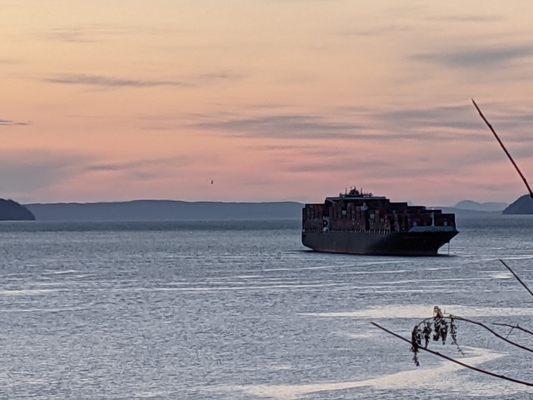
302 230 458 256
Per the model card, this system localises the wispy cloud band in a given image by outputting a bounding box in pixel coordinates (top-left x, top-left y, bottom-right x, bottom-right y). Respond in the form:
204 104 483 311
414 44 533 68
0 119 30 126
44 72 242 89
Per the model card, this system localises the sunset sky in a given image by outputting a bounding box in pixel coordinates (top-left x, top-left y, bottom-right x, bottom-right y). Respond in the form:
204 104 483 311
2 0 533 205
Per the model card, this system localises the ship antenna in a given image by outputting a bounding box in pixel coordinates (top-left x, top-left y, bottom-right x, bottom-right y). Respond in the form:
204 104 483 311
472 99 533 198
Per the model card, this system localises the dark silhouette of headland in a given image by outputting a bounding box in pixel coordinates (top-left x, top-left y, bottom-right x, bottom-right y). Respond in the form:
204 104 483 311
0 199 35 220
503 195 533 214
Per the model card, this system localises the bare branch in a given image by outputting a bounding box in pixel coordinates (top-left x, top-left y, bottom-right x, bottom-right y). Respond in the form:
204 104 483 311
451 315 533 353
472 99 533 198
370 321 533 387
413 313 532 354
492 322 533 336
499 259 533 297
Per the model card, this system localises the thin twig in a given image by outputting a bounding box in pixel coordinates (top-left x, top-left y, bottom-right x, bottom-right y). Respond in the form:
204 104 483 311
493 322 533 336
499 259 533 297
504 325 515 340
472 99 533 198
451 315 533 353
370 322 533 387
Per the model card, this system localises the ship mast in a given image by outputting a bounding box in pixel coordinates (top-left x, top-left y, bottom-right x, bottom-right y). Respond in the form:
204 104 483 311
472 99 533 198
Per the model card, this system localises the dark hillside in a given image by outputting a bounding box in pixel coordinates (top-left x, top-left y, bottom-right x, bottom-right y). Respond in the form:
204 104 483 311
0 199 35 221
503 195 533 214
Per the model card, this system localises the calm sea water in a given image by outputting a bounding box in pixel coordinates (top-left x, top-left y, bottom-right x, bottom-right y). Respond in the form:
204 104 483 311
0 216 532 399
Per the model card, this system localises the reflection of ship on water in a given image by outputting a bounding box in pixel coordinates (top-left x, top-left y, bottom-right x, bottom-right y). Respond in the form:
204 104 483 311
302 188 458 256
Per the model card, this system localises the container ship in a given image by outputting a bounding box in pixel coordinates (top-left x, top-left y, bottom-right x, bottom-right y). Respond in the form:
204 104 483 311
302 188 458 256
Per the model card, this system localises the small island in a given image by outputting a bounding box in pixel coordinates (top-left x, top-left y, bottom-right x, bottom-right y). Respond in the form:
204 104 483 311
0 199 35 221
503 195 533 214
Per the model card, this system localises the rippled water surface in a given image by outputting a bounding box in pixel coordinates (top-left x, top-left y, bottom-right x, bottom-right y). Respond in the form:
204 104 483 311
0 216 532 399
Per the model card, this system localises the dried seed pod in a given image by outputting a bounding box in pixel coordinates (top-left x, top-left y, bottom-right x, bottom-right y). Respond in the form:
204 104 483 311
441 320 448 344
411 325 421 366
449 316 464 355
411 306 464 365
423 322 432 348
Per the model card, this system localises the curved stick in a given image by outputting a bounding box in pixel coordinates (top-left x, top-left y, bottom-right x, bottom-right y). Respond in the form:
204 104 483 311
370 322 533 387
451 315 532 353
492 322 533 336
499 259 533 297
472 99 533 198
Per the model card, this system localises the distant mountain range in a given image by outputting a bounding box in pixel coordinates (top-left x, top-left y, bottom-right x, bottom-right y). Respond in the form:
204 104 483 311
453 200 508 212
450 196 533 215
25 200 303 221
0 197 524 221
